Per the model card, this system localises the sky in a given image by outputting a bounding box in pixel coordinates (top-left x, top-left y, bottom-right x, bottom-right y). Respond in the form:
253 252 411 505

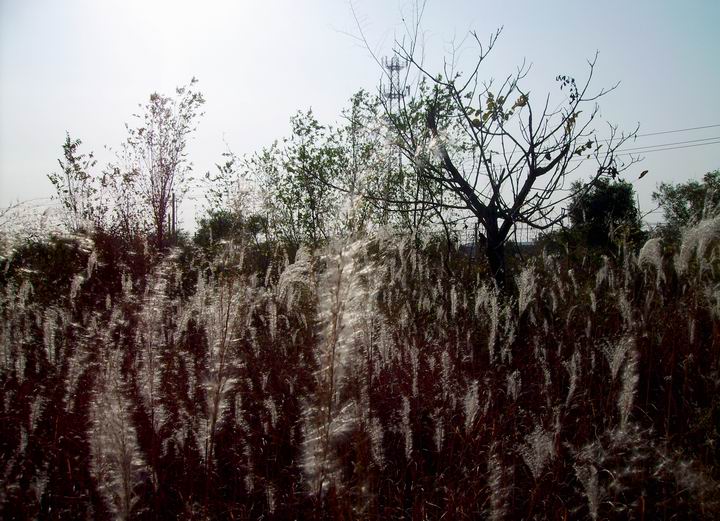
1 0 719 230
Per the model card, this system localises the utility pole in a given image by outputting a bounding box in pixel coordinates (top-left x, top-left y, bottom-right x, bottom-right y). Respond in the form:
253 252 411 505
171 191 176 241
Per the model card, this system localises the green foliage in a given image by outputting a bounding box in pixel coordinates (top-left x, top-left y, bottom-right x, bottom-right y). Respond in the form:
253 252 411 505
568 178 646 252
1 236 89 306
378 78 460 232
202 148 251 217
653 169 720 241
194 209 245 249
1 229 155 310
254 109 344 248
336 90 389 230
47 133 103 231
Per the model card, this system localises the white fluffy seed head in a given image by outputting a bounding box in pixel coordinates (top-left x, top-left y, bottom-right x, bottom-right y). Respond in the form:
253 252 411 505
676 217 720 274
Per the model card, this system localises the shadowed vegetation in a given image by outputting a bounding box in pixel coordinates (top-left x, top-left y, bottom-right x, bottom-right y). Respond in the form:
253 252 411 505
1 219 718 519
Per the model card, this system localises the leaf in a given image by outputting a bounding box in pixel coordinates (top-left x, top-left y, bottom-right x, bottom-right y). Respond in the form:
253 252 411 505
565 111 582 133
512 94 528 109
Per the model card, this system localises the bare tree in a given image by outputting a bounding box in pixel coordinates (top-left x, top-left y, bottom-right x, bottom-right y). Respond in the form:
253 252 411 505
348 9 638 288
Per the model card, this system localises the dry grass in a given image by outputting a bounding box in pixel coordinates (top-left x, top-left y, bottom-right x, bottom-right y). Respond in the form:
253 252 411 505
0 227 718 519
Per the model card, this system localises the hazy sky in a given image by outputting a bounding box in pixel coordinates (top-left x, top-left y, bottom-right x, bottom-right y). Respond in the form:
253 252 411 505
1 0 719 228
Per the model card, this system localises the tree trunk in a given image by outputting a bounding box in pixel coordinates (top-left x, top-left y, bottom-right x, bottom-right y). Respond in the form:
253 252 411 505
486 229 507 290
156 219 164 249
155 199 166 249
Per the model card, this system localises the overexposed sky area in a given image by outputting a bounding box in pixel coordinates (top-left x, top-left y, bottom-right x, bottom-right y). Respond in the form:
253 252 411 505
1 0 719 228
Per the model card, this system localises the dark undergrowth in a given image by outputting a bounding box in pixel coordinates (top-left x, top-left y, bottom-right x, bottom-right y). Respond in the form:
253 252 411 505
1 223 719 519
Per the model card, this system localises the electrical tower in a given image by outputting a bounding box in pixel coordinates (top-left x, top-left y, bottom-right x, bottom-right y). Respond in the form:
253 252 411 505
381 55 413 226
382 56 409 115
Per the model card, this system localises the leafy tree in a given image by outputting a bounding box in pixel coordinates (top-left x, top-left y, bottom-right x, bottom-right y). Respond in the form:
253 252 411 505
568 178 645 251
194 209 245 249
357 86 451 234
101 154 145 243
254 109 344 247
198 147 273 251
307 87 459 245
336 90 386 232
48 133 103 231
202 148 253 218
652 169 720 240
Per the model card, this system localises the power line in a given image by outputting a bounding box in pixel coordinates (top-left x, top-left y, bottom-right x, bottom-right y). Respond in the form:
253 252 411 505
563 137 720 164
617 135 720 153
596 123 720 143
634 123 720 138
616 139 720 156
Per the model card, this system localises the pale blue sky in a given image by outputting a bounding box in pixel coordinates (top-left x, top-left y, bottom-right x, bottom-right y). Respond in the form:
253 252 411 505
1 0 719 226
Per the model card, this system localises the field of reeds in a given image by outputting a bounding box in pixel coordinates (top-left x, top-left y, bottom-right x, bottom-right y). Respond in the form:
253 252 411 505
1 222 719 519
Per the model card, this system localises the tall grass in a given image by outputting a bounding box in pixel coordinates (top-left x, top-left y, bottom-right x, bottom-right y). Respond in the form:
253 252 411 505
0 225 718 519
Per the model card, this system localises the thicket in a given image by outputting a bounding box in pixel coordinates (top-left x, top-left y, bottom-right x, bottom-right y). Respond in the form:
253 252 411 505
1 216 719 519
